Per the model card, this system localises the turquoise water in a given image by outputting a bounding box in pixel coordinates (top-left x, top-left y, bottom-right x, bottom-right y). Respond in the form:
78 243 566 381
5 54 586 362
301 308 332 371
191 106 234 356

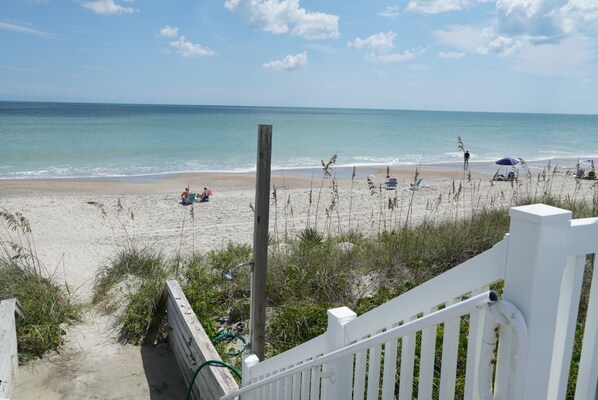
1 101 597 179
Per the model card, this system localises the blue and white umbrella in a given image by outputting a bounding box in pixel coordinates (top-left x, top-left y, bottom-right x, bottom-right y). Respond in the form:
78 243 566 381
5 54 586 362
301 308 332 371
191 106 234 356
495 157 519 166
495 157 519 178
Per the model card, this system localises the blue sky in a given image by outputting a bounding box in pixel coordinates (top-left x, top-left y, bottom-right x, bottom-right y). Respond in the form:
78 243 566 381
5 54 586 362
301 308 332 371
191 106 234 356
1 0 597 114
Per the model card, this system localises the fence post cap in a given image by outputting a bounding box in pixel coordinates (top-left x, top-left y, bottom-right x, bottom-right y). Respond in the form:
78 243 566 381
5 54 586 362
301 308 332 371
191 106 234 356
243 353 260 367
509 204 571 224
327 307 357 324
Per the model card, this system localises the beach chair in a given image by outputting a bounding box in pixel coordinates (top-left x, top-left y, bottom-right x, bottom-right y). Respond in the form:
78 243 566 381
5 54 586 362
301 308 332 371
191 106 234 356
181 193 196 205
576 169 585 179
385 178 398 190
409 179 422 190
507 171 515 181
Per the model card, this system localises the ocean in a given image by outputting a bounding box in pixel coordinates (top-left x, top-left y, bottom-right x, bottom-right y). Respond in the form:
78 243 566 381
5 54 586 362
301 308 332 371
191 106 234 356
1 101 597 180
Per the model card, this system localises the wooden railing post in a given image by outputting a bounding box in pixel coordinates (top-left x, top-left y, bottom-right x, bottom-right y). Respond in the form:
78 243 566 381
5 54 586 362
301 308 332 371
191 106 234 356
251 124 272 361
498 204 572 399
321 306 356 399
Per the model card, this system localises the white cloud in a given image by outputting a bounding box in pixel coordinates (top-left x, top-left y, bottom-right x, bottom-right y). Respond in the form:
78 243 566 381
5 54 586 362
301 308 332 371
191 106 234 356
224 0 240 10
224 0 339 40
436 25 524 56
411 0 598 53
495 0 561 39
476 33 523 56
169 36 217 57
80 0 137 15
348 32 423 62
438 51 466 59
512 35 594 77
553 0 598 34
160 25 179 38
379 5 400 18
158 27 216 58
291 11 339 40
406 0 475 14
496 0 543 18
262 51 308 70
434 0 598 60
435 25 489 53
494 0 598 41
0 21 63 40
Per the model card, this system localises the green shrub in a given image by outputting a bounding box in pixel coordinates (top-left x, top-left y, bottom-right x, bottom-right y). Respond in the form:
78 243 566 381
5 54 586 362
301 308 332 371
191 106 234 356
267 301 331 354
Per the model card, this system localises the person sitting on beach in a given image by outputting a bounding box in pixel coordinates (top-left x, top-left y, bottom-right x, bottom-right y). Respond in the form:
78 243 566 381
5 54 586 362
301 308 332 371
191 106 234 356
181 187 191 204
200 187 212 202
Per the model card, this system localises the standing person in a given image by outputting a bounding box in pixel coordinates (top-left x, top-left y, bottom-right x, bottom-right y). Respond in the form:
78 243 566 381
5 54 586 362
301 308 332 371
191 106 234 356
464 150 470 170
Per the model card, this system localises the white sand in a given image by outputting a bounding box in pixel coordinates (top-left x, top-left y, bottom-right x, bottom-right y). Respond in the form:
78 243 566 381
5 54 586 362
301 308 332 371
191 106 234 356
1 165 594 399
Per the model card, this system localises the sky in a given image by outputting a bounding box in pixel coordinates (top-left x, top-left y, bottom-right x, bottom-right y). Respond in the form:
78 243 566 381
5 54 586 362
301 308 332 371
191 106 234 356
1 0 598 114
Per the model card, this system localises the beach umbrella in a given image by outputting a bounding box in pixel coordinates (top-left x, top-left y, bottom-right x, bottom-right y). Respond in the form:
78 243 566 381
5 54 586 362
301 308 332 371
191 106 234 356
495 157 519 178
495 157 519 166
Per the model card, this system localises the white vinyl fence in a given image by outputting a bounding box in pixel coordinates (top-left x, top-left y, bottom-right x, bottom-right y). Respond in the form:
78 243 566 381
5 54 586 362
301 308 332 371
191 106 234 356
222 203 598 399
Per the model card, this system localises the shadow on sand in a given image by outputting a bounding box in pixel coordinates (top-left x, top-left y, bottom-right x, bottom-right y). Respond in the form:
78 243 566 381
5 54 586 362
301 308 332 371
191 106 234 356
140 342 188 399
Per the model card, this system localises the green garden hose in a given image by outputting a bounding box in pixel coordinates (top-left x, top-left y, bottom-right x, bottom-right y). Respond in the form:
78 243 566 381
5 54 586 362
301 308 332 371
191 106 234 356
185 359 242 400
212 330 249 356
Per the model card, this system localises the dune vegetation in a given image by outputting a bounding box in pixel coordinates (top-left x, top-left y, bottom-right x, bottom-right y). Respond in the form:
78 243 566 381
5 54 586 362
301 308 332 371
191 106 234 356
2 157 597 398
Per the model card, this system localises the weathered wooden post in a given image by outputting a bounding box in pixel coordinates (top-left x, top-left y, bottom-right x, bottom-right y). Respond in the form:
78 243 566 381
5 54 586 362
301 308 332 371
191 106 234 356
250 124 272 361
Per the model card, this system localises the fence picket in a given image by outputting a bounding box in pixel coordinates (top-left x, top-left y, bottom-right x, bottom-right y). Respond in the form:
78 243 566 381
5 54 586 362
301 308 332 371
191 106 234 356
300 369 310 400
549 255 586 399
418 307 439 399
366 343 382 400
352 349 367 399
439 298 461 400
398 320 416 400
464 287 489 399
381 338 399 400
309 366 320 399
283 375 292 399
575 254 598 399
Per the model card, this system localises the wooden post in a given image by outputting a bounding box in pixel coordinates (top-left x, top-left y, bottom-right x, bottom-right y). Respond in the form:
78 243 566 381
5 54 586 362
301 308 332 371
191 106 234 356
250 124 272 360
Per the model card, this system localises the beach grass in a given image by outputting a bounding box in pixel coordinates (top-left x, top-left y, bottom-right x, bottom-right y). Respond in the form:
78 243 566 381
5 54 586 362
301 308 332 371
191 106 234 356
0 210 80 361
6 158 597 392
85 162 598 354
90 201 176 344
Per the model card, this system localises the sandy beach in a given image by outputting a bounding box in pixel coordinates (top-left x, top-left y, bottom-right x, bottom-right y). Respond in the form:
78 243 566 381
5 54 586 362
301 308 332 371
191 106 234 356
2 162 595 399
